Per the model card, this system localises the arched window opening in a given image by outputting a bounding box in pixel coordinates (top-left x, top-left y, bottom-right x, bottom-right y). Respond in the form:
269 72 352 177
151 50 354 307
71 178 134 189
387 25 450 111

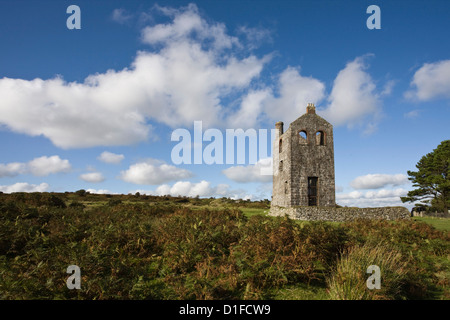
279 139 283 153
284 180 288 194
315 131 325 146
279 160 283 172
299 130 307 145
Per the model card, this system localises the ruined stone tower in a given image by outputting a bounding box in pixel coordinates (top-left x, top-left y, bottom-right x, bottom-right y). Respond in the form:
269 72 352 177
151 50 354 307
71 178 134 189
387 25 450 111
272 103 336 207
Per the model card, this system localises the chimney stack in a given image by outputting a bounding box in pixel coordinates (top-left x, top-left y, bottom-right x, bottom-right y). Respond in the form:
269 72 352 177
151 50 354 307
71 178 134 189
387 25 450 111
275 121 284 136
306 103 316 114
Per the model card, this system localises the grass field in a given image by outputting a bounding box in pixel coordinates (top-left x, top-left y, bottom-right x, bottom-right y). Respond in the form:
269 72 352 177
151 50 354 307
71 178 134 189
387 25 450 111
413 217 450 232
0 192 449 300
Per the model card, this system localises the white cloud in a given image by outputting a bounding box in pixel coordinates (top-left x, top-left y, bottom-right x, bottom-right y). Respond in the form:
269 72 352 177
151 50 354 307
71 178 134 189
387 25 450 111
336 188 409 208
0 4 388 149
263 66 326 125
350 173 409 190
226 89 272 129
133 180 253 200
0 156 71 177
406 60 450 101
237 25 273 50
319 56 381 132
80 172 105 183
0 162 26 177
381 79 396 96
364 188 408 199
111 8 133 24
119 159 193 185
227 55 384 133
27 156 71 176
141 3 240 50
86 188 112 195
0 4 268 148
222 158 272 183
98 151 124 164
0 76 151 148
0 182 49 193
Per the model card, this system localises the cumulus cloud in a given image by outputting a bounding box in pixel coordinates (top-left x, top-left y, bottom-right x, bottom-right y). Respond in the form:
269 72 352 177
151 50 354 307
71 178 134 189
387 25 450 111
80 172 105 183
0 76 151 148
350 173 409 190
0 182 49 193
0 156 71 177
0 162 26 177
119 159 193 185
319 56 381 131
226 89 272 129
0 4 268 148
263 66 326 125
0 3 387 150
133 180 253 200
141 3 240 50
86 188 112 195
27 156 71 176
98 151 125 164
227 56 384 133
222 158 272 183
406 60 450 101
336 188 408 208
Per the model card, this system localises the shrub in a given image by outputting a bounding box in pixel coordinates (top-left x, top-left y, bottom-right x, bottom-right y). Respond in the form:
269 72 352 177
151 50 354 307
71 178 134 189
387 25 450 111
150 207 245 299
233 216 317 292
68 201 85 209
327 242 410 300
75 189 87 197
107 199 122 206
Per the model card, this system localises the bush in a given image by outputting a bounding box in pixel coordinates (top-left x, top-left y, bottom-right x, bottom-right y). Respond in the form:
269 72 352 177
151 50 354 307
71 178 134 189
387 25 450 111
0 197 448 300
68 201 85 209
75 189 87 197
151 207 245 299
327 243 410 300
107 199 122 206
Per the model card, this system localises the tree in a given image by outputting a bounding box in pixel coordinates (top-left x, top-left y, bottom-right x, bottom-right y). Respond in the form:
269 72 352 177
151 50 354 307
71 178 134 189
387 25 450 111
401 140 450 213
75 189 87 197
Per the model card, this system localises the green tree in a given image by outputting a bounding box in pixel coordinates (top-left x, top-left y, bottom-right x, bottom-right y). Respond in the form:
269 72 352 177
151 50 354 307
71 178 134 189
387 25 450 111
401 140 450 213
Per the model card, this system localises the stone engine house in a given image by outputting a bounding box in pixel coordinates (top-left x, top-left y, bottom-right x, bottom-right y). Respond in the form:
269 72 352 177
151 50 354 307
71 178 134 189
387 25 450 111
272 103 336 207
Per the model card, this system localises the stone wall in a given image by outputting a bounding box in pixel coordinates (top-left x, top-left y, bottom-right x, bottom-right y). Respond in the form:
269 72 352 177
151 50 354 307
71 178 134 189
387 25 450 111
412 211 450 218
269 205 411 222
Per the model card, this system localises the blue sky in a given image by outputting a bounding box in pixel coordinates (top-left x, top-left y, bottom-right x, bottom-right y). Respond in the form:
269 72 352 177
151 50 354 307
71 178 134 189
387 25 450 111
0 0 449 209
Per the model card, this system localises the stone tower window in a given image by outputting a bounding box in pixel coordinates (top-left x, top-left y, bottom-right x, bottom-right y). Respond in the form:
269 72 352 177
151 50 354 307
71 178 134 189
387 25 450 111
299 130 307 145
279 160 283 171
315 131 325 146
279 138 282 153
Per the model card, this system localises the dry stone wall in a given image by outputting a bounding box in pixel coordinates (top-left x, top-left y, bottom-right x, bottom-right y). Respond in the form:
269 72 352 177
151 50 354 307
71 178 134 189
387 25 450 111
269 205 411 222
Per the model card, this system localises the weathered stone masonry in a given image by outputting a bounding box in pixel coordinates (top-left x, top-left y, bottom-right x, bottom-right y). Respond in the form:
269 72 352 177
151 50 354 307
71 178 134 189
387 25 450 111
269 104 410 221
269 206 411 222
271 103 336 208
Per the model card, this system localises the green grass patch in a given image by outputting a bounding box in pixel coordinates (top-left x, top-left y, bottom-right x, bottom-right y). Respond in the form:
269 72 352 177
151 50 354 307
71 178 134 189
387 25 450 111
240 208 269 218
413 217 450 232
